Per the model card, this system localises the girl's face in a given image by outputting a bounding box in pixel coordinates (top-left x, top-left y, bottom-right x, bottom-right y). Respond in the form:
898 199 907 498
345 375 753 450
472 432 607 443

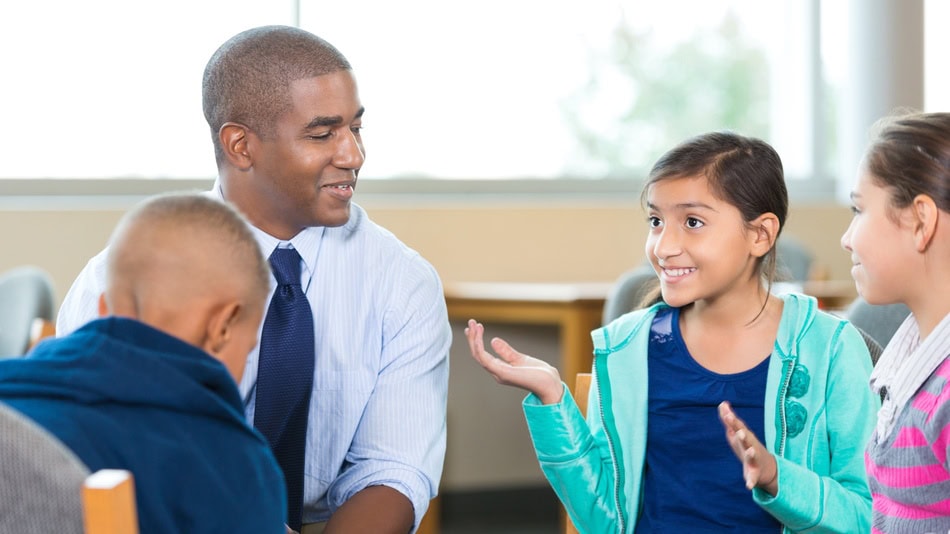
645 175 767 308
841 169 917 305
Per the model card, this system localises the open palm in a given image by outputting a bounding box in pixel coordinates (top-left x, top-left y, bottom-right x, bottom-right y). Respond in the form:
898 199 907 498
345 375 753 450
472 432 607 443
465 319 564 405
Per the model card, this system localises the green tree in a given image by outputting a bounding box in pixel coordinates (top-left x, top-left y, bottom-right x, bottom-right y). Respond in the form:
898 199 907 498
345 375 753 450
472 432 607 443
561 10 769 178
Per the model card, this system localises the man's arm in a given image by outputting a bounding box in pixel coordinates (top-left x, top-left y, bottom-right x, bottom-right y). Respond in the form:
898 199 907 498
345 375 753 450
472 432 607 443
326 254 450 532
324 486 414 534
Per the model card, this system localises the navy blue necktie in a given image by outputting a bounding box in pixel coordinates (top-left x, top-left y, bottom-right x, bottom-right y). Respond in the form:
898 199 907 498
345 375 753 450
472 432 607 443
255 247 314 531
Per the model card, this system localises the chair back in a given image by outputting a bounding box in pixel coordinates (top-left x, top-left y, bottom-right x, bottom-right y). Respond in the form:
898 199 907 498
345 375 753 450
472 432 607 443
0 266 56 358
0 401 89 534
602 265 658 326
564 373 593 534
775 236 815 282
845 297 911 350
83 469 139 534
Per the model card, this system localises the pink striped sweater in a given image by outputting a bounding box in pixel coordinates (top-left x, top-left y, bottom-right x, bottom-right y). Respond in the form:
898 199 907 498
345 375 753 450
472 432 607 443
867 357 950 533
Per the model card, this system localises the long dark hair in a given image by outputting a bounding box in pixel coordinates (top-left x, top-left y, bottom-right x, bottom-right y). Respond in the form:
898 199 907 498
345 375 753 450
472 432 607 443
638 131 788 309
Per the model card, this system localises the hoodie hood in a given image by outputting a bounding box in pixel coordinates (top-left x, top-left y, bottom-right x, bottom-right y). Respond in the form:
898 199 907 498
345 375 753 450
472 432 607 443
0 317 244 422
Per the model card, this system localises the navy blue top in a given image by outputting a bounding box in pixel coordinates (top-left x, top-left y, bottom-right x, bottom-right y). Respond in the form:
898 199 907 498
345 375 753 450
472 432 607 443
637 307 780 532
0 318 287 534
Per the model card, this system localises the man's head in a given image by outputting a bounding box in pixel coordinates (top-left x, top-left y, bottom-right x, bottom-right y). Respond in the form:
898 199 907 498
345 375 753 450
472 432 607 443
203 26 364 238
101 193 269 382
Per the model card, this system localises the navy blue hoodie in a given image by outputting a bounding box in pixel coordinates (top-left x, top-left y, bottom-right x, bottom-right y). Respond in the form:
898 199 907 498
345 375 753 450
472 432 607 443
0 317 286 534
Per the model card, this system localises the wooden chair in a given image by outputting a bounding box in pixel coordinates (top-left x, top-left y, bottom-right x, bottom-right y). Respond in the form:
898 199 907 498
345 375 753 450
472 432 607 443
564 373 592 534
416 495 440 534
28 317 56 350
82 469 139 534
0 399 139 534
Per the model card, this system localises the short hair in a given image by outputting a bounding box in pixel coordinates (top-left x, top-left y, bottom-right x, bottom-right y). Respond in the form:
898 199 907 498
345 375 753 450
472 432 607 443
864 111 950 219
202 25 352 163
110 193 270 300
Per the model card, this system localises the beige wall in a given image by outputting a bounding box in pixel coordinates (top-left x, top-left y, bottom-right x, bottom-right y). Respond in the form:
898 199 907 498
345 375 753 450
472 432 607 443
0 200 856 305
0 199 856 490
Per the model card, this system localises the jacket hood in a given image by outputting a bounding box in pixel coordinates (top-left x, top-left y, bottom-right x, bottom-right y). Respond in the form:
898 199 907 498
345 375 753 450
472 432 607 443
596 292 820 358
0 317 244 422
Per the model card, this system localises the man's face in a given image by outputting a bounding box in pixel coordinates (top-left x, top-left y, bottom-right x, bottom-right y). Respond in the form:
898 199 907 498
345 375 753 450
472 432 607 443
239 70 365 239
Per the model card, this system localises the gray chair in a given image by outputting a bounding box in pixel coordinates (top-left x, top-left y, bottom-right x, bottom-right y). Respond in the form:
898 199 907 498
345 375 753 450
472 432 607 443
775 235 815 282
602 264 659 325
0 401 89 534
845 297 911 350
0 266 56 358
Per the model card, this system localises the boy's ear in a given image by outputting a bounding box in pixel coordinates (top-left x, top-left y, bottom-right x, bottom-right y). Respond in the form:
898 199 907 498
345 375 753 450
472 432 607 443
750 213 780 258
219 122 254 171
97 292 109 318
205 301 242 356
910 194 939 252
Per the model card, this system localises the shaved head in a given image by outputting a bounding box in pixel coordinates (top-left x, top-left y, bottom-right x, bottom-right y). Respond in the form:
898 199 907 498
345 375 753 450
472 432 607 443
104 193 269 380
202 25 352 163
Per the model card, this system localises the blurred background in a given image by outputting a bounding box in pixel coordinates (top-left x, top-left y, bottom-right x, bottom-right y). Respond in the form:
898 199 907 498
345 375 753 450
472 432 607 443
0 1 942 531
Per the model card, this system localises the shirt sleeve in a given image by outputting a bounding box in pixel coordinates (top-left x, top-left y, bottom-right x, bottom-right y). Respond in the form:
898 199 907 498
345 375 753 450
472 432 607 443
56 247 110 336
326 253 451 532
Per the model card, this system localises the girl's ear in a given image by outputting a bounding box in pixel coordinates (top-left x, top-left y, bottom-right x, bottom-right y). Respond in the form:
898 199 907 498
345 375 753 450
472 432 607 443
910 194 939 252
750 213 780 258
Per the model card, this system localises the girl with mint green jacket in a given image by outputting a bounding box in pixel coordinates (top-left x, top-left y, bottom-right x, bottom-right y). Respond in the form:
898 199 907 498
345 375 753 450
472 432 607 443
466 132 878 533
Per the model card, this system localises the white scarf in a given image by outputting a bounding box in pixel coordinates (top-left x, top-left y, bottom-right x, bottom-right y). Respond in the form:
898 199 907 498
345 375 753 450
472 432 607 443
869 311 950 441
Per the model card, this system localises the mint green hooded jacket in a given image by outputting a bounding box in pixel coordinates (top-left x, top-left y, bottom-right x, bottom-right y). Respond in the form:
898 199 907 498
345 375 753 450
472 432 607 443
523 293 877 533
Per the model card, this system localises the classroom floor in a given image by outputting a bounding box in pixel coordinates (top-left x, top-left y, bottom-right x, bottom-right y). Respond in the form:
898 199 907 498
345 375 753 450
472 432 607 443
439 486 560 534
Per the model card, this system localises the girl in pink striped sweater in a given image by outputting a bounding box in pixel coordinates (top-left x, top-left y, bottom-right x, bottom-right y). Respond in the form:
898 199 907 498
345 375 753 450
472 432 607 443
841 111 950 533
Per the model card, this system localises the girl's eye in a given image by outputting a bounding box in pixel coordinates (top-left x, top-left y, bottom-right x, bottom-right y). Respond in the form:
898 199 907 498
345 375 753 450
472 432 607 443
849 205 861 215
686 217 704 229
648 216 662 228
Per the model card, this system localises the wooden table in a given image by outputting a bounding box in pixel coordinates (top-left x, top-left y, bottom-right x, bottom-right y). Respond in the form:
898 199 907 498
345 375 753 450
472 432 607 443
444 282 612 385
802 279 858 311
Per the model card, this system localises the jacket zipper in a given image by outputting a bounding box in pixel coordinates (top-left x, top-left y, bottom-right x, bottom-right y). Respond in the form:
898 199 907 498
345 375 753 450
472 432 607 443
776 360 794 534
595 366 626 533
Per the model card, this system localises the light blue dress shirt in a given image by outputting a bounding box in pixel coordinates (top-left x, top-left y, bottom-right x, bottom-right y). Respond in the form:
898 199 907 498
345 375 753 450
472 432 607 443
56 186 452 529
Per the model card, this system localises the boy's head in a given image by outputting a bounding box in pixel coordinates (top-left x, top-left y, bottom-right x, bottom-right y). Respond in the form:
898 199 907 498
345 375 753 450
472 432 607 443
202 25 351 165
101 193 269 382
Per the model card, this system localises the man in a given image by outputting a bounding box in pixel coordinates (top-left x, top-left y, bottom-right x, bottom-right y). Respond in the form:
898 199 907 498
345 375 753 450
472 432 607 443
2 194 286 533
57 26 451 534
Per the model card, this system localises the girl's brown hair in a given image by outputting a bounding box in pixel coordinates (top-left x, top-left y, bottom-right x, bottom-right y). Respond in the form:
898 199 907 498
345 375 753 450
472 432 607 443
638 131 788 309
864 111 950 218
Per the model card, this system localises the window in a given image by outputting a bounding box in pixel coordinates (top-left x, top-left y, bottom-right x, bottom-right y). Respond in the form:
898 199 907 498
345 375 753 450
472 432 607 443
0 0 936 194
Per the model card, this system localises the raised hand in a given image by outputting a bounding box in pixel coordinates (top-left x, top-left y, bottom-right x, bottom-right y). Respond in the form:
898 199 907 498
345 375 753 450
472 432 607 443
718 401 778 496
464 319 564 405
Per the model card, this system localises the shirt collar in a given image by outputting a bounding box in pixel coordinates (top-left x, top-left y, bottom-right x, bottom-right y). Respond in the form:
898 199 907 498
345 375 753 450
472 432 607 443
870 311 950 440
210 178 324 287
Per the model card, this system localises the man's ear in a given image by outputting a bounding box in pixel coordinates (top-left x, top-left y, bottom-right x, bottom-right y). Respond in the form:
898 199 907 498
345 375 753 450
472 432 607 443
750 213 780 258
910 194 939 252
206 301 242 355
97 293 109 318
219 122 254 171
